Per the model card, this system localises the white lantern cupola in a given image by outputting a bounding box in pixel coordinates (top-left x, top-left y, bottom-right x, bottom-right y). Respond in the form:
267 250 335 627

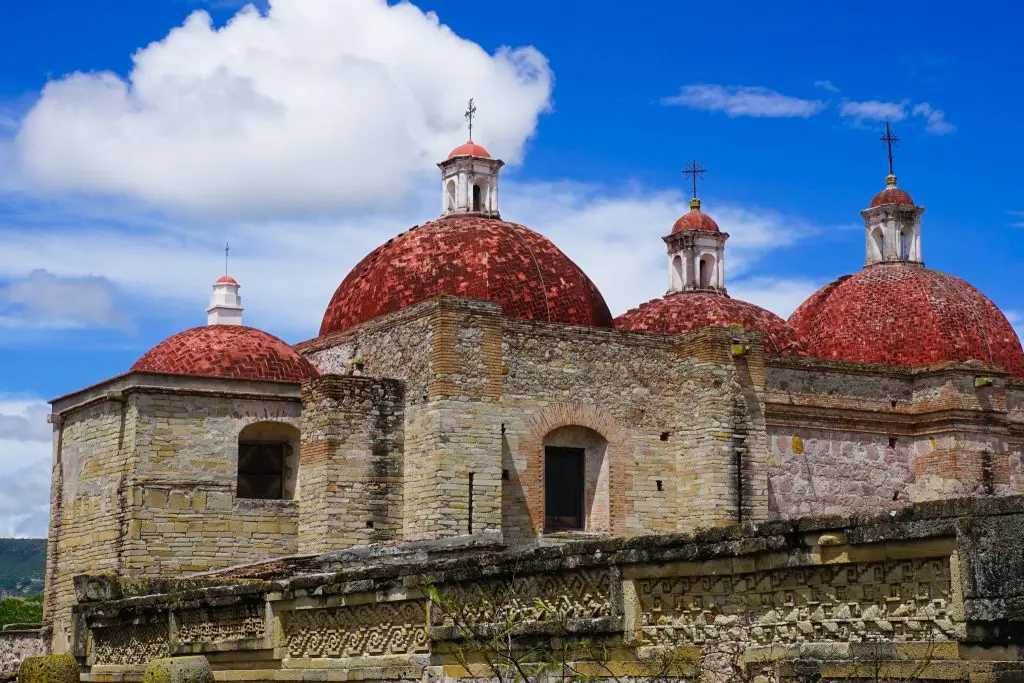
438 98 504 218
207 274 244 326
664 162 728 295
861 120 925 267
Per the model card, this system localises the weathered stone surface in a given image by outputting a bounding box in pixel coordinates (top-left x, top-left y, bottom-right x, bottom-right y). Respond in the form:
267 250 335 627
16 654 77 683
0 630 46 681
142 656 213 683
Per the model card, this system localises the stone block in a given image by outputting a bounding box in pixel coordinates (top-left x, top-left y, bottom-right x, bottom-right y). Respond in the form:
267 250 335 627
143 656 214 683
18 654 79 683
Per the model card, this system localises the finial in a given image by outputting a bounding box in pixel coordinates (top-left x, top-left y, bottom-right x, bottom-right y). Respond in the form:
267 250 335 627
465 98 477 142
885 174 898 188
880 119 899 178
224 241 230 276
682 160 706 204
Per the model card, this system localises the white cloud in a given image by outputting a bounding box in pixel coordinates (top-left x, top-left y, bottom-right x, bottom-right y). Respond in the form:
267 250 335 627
728 277 822 319
0 269 131 330
813 80 840 93
0 179 827 337
0 399 51 538
912 102 956 135
838 99 909 123
14 0 552 217
663 85 826 118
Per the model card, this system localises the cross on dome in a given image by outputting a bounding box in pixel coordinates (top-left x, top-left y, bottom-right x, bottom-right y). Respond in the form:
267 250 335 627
465 97 477 142
664 160 728 294
880 118 899 180
439 100 504 217
862 122 924 266
682 159 706 209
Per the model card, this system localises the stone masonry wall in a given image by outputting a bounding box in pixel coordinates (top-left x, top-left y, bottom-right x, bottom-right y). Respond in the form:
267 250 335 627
0 629 46 680
70 496 1024 683
765 360 1024 519
299 376 404 552
121 391 302 577
46 398 135 654
303 297 769 543
46 383 304 655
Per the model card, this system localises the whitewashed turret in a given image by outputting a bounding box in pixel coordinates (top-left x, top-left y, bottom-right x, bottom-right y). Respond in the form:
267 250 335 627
207 275 244 326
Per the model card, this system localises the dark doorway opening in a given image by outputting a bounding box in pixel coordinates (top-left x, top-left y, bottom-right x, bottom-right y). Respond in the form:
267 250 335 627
544 446 584 531
472 184 482 212
238 442 286 499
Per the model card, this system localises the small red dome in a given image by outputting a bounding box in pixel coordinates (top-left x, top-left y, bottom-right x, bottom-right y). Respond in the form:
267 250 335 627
320 214 613 336
672 206 720 233
215 275 238 285
614 293 806 356
789 265 1024 376
448 141 491 159
870 187 915 208
133 326 318 383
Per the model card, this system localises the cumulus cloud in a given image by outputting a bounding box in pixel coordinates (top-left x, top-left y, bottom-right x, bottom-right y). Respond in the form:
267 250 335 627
15 0 552 217
0 269 130 330
912 102 956 135
838 99 909 123
813 80 840 93
663 85 826 118
0 399 52 538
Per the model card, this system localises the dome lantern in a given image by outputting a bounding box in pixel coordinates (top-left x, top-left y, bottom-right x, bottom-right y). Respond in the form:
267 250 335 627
664 161 728 294
438 99 504 218
861 121 925 266
208 245 243 326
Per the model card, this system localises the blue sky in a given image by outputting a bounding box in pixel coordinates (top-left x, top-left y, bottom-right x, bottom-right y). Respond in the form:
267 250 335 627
1 0 1022 535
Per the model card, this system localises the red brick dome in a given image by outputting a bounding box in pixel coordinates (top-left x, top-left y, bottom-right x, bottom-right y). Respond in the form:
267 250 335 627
870 186 915 208
448 141 491 159
614 293 806 356
133 326 318 383
789 264 1024 376
320 214 613 336
215 275 238 285
672 203 720 233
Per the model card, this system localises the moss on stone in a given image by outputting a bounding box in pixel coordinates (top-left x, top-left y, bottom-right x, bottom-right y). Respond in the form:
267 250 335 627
143 657 213 683
17 654 79 683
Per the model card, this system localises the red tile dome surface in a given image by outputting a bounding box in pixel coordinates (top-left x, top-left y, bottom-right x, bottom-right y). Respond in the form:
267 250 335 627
215 275 238 285
447 141 491 159
672 207 720 233
870 187 915 208
789 264 1024 376
320 214 613 336
133 326 318 383
614 292 806 356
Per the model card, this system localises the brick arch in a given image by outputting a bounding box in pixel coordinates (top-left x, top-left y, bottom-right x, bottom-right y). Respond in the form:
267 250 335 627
520 402 631 536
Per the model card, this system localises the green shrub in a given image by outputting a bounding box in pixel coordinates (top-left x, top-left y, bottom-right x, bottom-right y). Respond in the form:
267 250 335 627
0 593 43 628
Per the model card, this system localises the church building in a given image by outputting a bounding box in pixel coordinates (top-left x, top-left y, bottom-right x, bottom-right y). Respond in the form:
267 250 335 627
40 121 1024 662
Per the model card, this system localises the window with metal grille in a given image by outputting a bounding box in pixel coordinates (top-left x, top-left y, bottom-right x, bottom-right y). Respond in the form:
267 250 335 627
237 442 288 500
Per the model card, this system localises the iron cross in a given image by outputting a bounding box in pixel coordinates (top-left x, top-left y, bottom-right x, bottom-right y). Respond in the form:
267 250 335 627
465 98 477 141
224 242 230 276
880 119 899 176
683 160 706 199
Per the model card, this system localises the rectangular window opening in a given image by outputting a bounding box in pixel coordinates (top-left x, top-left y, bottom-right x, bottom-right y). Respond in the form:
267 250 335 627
237 442 286 500
544 446 585 532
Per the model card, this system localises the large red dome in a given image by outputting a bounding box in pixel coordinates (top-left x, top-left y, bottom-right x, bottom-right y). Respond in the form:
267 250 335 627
614 293 806 356
133 326 318 383
320 215 613 336
789 264 1024 376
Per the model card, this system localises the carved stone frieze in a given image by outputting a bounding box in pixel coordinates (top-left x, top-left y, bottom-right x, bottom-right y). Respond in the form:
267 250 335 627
283 600 429 658
91 623 170 665
638 558 955 646
174 602 266 645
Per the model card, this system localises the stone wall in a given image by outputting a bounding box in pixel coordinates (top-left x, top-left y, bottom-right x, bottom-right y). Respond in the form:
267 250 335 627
304 298 767 543
0 628 46 680
69 496 1024 683
46 375 305 654
765 358 1024 519
299 375 405 551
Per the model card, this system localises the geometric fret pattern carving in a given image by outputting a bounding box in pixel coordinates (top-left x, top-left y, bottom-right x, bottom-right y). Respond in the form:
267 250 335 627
283 601 429 658
638 559 956 645
91 623 170 665
433 569 613 626
175 603 266 645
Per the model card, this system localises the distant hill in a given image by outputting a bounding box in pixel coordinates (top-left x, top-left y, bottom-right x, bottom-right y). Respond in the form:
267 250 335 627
0 538 46 598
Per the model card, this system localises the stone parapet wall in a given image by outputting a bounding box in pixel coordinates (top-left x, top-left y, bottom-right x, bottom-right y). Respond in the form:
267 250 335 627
69 496 1024 683
0 629 46 681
